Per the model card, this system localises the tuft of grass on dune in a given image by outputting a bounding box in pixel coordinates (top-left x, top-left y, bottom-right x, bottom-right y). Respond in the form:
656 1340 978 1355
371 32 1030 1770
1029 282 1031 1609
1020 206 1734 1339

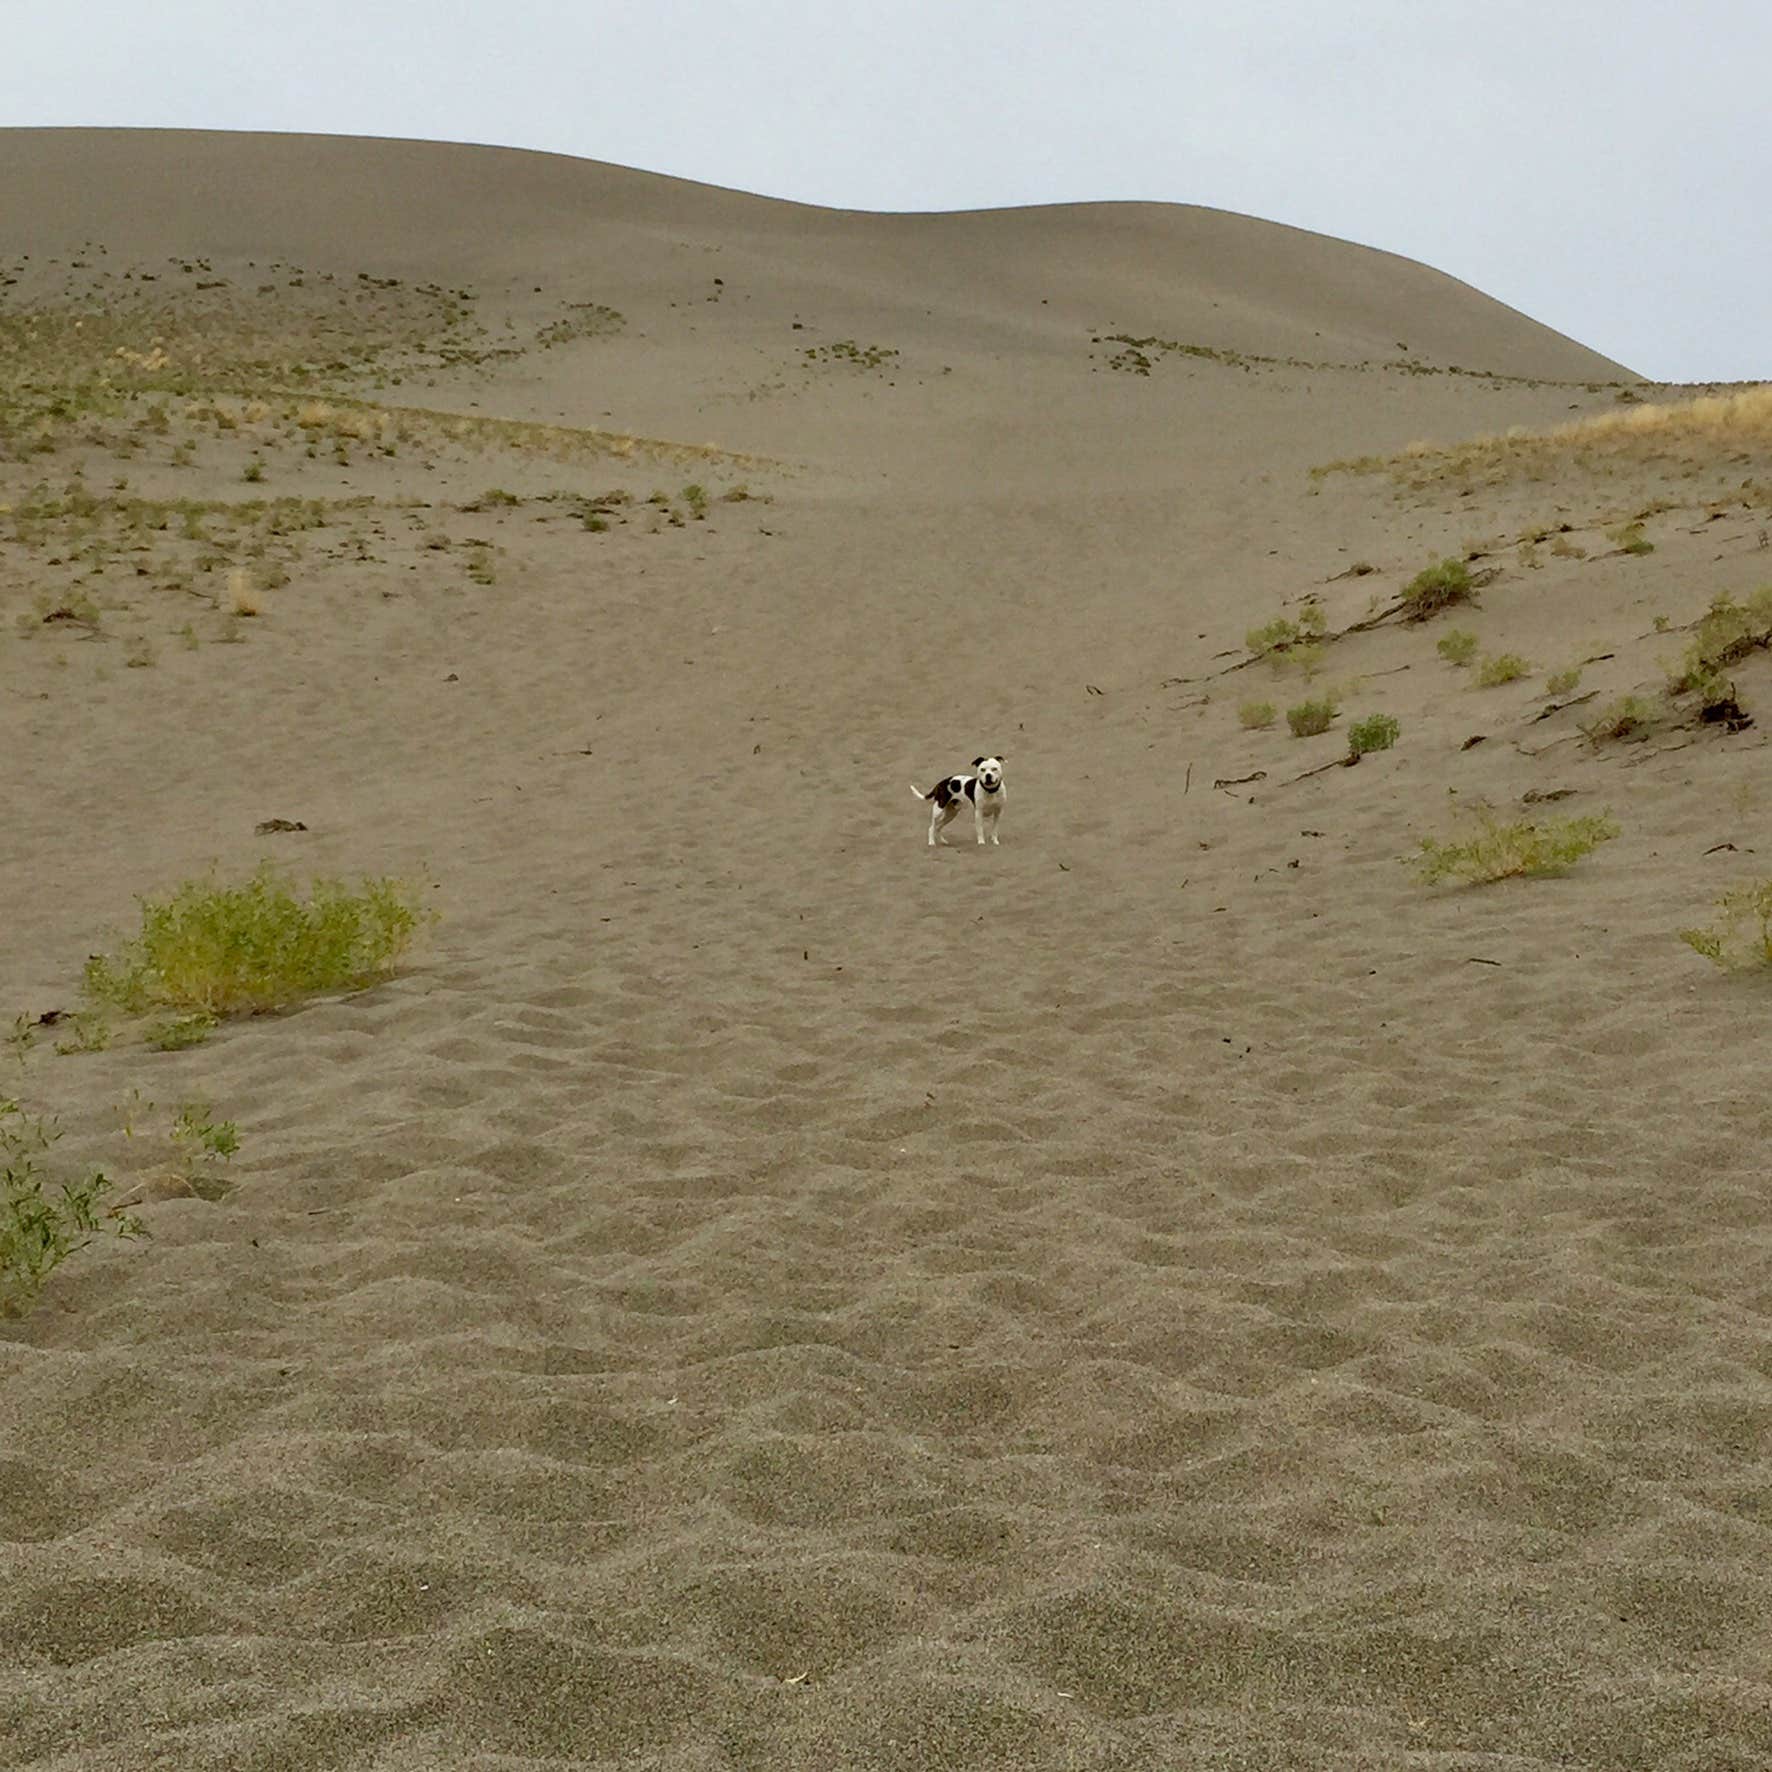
1409 808 1620 886
1313 384 1772 494
82 866 435 1034
2 1100 141 1318
1680 880 1772 970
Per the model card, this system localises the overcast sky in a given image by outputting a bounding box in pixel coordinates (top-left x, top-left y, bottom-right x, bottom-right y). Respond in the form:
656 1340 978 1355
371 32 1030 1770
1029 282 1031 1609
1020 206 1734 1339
6 1 1766 382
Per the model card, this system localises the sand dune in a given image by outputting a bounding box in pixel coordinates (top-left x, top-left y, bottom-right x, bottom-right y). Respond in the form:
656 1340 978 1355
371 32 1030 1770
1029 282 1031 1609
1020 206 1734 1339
2 130 1769 1770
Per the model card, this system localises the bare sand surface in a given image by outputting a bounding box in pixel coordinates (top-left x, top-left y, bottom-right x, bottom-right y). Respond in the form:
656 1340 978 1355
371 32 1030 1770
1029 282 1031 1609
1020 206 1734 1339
2 131 1770 1769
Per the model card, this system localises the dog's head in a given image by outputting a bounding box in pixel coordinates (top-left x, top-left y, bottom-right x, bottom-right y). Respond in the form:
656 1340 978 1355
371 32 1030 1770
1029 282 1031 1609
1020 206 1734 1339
972 755 1004 793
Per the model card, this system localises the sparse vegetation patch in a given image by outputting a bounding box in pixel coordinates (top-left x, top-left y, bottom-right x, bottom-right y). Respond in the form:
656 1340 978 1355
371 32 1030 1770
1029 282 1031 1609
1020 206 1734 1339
83 866 434 1029
1410 808 1620 885
1680 880 1772 969
1401 558 1473 622
2 1100 141 1317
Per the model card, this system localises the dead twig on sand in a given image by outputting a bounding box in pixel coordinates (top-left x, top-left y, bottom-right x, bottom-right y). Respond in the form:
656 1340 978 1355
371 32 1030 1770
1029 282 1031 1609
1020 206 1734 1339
1533 690 1599 723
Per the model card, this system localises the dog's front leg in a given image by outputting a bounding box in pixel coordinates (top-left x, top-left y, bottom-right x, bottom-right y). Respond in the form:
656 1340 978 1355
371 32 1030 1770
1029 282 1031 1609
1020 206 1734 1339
974 801 987 845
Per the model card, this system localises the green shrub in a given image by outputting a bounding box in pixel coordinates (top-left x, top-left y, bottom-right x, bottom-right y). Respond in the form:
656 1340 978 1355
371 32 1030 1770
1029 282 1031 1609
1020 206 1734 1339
1410 809 1619 885
1679 880 1772 968
1286 695 1340 737
1583 695 1655 744
1348 712 1400 756
2 1101 142 1317
1402 557 1473 621
1245 599 1326 660
1476 652 1530 686
1436 628 1479 666
1238 700 1277 729
1666 589 1772 694
1545 666 1583 695
84 866 433 1023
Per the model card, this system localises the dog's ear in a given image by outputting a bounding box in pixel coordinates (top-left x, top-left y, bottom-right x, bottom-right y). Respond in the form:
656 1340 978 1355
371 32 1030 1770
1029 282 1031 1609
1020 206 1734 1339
973 756 987 767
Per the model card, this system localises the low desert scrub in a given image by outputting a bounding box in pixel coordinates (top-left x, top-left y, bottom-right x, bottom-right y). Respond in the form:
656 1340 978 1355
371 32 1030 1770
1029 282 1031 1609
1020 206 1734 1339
83 865 433 1028
1238 699 1277 730
1583 695 1656 744
1680 880 1772 969
1476 652 1530 687
1409 807 1620 885
1665 588 1772 695
803 339 899 370
1347 712 1400 756
1314 384 1772 491
1609 521 1654 556
1401 558 1473 621
2 1100 142 1317
1286 694 1340 737
1545 665 1583 695
1436 628 1479 666
1246 599 1326 660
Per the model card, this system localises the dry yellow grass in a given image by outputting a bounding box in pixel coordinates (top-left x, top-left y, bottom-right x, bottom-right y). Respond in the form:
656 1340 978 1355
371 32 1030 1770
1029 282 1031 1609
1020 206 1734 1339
1317 384 1772 491
227 567 259 617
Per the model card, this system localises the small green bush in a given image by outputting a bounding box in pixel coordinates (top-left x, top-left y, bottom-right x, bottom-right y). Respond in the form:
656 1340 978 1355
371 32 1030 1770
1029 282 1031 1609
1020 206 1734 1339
1545 665 1583 695
2 1101 142 1317
1347 713 1400 756
1583 695 1655 744
1238 700 1277 729
84 866 433 1024
1286 695 1340 738
1666 588 1772 694
1410 809 1619 885
1245 599 1326 660
1679 880 1772 968
1436 628 1479 666
1477 652 1530 687
1402 557 1473 621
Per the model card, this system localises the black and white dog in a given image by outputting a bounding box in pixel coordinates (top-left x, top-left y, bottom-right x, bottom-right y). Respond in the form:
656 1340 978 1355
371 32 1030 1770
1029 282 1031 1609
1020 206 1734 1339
911 756 1006 847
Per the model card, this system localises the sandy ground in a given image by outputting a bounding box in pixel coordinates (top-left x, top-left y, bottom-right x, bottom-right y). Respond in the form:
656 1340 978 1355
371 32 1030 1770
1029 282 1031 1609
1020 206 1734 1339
2 131 1770 1770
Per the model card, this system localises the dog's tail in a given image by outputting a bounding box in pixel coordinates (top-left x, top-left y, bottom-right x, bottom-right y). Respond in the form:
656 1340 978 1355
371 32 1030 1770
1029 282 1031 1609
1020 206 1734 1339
910 781 933 801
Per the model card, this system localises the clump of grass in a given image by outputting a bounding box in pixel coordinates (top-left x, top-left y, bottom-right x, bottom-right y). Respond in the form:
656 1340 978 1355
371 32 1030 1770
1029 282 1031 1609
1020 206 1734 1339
1436 628 1479 666
1679 880 1772 969
1583 695 1656 744
1347 712 1400 756
1666 588 1772 695
1476 652 1530 687
1545 665 1583 695
83 865 433 1025
1238 700 1277 730
1246 599 1326 661
53 1012 111 1056
1314 385 1772 490
2 1101 142 1318
145 1012 218 1052
1402 558 1473 621
682 482 708 519
1286 694 1340 738
1609 521 1654 555
1410 808 1620 885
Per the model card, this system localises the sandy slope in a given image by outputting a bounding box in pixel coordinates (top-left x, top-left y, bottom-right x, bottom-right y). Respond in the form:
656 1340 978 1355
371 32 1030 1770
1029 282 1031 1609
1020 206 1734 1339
2 131 1770 1771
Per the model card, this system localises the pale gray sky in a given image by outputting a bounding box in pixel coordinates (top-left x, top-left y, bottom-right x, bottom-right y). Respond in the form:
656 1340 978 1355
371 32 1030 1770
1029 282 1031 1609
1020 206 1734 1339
7 1 1767 381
